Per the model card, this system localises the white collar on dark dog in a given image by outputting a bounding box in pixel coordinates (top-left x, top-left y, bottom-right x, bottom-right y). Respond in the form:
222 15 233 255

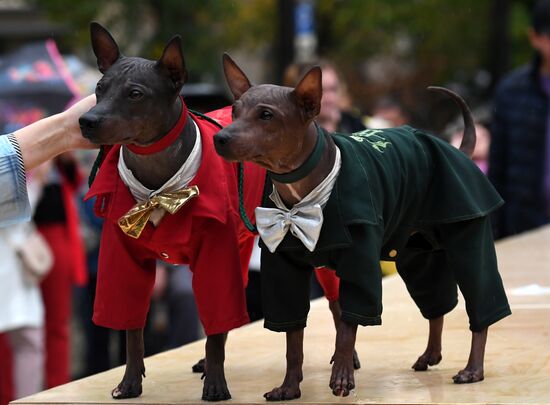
118 118 202 225
255 146 341 252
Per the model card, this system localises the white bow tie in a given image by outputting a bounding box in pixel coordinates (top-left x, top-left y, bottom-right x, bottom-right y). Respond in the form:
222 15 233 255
255 146 342 253
255 204 323 253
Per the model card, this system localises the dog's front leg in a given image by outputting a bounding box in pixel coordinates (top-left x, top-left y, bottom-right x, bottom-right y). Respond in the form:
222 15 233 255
329 300 361 369
330 320 357 396
202 332 231 401
112 328 145 399
264 329 304 401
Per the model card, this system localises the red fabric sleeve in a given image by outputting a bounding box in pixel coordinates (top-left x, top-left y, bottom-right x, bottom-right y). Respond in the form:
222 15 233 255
314 267 340 302
93 221 156 330
190 217 249 336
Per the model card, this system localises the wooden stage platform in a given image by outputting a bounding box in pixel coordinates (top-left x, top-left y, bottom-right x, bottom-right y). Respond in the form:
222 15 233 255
13 226 550 404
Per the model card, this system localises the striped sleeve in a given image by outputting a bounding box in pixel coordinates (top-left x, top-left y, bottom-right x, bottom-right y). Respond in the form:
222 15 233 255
0 134 31 227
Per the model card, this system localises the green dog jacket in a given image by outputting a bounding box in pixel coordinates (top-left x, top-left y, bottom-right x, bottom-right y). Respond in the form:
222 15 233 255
259 126 511 333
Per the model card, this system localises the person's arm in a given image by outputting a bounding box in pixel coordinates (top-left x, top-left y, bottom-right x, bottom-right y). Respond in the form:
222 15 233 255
13 94 96 170
0 95 96 227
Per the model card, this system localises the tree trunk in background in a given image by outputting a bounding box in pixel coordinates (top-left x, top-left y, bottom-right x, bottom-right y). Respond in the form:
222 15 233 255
489 0 510 92
276 0 295 83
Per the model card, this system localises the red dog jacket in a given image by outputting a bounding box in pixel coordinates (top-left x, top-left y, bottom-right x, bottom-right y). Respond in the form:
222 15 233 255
85 108 266 335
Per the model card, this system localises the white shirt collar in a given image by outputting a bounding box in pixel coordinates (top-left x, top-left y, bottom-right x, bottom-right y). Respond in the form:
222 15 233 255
118 118 202 203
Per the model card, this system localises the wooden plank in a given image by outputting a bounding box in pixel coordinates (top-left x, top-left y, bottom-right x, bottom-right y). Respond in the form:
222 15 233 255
13 226 550 405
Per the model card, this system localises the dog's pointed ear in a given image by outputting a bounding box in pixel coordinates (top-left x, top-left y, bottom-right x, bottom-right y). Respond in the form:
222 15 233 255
292 66 322 120
223 53 252 100
156 35 188 90
90 22 121 74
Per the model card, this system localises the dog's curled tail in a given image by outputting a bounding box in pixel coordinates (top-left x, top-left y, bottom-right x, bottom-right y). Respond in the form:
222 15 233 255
428 86 476 158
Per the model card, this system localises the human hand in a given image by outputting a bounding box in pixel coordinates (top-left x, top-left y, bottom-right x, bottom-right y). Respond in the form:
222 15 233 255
60 94 97 151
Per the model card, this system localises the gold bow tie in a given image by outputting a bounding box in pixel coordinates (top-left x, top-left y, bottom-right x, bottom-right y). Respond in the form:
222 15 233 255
118 186 199 239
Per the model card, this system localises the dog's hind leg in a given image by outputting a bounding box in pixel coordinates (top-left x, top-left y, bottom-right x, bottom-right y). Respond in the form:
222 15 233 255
264 329 304 401
453 327 487 383
396 230 458 373
111 328 145 399
193 333 228 374
441 218 510 384
412 316 443 371
328 300 361 369
192 357 205 373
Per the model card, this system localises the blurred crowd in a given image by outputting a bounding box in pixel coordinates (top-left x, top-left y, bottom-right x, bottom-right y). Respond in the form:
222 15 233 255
3 1 550 403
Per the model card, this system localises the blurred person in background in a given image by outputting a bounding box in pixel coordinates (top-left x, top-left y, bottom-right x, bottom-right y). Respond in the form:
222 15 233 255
365 96 410 129
283 60 366 133
448 109 492 175
0 163 51 403
489 0 550 238
34 152 87 388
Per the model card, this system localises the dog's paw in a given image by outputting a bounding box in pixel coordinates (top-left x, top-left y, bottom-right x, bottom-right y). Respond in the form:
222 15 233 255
264 386 301 401
111 366 144 399
201 372 231 401
411 353 443 371
329 359 355 397
201 384 231 401
201 385 231 401
452 368 484 384
111 378 143 399
412 350 442 371
192 358 205 373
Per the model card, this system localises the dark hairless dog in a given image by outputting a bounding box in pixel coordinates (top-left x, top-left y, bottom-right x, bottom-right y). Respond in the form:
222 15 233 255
79 23 268 401
214 54 511 400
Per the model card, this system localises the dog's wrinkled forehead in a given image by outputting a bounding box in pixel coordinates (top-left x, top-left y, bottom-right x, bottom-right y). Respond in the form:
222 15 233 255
103 57 154 80
98 56 175 97
239 84 294 107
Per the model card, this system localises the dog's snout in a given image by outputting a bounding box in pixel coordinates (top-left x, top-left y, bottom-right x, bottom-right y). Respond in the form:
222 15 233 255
79 113 101 132
214 131 231 147
213 130 237 160
214 131 234 154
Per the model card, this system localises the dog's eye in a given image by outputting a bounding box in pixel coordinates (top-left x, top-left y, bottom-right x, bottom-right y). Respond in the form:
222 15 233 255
260 110 273 120
95 83 103 95
129 90 143 100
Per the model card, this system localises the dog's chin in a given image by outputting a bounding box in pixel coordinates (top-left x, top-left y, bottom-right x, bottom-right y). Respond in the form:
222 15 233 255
80 129 133 146
80 129 103 145
250 155 272 169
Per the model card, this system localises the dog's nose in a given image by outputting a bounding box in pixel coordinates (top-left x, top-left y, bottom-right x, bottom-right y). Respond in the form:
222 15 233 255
79 113 101 132
213 131 231 148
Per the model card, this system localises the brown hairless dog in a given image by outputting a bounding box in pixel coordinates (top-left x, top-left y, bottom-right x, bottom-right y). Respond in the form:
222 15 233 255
213 54 510 400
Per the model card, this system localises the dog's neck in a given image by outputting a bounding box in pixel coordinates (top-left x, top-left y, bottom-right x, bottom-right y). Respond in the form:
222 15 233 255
272 123 337 206
122 105 196 191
